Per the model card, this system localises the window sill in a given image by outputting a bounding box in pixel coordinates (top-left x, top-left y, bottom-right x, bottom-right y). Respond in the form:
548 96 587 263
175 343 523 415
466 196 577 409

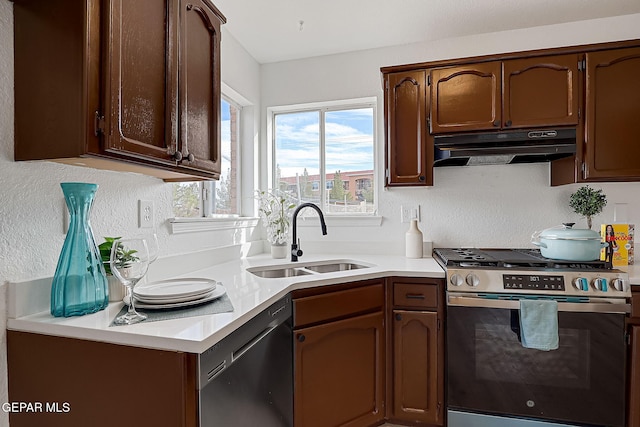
296 215 383 227
169 217 260 234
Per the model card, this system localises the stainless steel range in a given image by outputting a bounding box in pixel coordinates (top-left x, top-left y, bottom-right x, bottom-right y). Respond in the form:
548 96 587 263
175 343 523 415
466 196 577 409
435 248 631 427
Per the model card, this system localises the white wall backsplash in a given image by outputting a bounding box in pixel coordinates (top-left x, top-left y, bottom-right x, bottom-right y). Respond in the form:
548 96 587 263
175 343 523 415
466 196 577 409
261 13 640 250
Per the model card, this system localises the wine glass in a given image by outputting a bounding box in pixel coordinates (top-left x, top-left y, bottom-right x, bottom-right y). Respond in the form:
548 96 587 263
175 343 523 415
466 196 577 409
110 238 150 325
143 232 159 264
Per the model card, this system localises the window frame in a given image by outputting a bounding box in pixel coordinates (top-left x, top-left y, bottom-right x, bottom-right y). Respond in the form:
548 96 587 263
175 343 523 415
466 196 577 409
170 90 252 232
267 97 378 216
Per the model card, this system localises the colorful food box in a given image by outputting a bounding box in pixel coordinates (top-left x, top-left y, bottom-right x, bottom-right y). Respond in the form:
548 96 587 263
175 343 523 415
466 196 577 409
600 224 635 266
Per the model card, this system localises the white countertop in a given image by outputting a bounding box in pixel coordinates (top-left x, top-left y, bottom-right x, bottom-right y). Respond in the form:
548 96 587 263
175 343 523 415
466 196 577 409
7 254 445 354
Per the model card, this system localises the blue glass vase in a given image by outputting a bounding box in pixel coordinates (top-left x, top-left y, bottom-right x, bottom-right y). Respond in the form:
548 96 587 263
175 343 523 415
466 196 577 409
51 183 109 317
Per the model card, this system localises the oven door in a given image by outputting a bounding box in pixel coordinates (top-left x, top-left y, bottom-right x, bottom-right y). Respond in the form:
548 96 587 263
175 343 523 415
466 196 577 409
447 294 628 427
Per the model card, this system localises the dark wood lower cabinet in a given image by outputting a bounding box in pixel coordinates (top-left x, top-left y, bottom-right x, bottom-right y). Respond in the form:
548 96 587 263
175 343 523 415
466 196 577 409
392 310 439 424
6 331 198 427
294 311 385 427
629 325 640 427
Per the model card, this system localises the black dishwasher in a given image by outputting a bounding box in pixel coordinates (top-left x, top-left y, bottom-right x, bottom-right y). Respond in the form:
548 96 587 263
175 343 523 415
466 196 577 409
199 294 293 427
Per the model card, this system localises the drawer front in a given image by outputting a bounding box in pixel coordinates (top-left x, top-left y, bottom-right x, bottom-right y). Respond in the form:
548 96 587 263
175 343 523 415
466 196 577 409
294 283 384 327
393 283 438 309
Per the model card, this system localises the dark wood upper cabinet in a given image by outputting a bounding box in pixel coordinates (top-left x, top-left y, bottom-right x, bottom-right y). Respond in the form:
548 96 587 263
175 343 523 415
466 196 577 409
103 0 176 164
503 55 579 129
582 47 640 181
177 0 222 175
430 62 502 134
384 70 431 186
13 0 225 181
430 55 578 134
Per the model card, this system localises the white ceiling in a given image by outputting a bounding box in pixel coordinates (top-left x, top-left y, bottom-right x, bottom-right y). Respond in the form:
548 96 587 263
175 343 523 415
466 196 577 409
213 0 640 64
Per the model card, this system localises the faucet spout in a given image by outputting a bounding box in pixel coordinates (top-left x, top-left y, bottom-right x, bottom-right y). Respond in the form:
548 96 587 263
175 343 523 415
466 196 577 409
291 202 327 262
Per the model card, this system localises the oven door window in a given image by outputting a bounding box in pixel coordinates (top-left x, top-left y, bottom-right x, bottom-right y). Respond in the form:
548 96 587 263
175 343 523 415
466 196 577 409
447 306 626 427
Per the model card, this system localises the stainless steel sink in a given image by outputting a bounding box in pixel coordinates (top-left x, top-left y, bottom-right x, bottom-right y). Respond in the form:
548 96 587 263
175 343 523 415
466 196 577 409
247 259 372 278
247 267 312 278
304 262 369 273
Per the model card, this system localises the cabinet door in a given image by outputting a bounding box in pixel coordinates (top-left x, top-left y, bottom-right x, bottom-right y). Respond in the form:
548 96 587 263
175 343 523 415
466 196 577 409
629 325 640 427
430 62 502 134
103 0 177 164
503 55 579 129
583 47 640 181
384 70 430 186
7 331 198 427
294 311 385 427
392 310 440 425
177 0 223 177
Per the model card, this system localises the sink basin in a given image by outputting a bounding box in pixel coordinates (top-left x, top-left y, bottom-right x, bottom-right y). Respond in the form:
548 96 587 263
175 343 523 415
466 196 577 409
304 262 369 273
247 259 372 278
247 267 312 278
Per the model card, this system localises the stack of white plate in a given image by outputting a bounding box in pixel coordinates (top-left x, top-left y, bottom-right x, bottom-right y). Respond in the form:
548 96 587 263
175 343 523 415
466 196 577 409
125 278 226 310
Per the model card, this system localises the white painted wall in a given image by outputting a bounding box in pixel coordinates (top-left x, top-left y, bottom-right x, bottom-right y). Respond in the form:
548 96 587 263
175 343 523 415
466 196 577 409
0 2 261 424
260 13 640 251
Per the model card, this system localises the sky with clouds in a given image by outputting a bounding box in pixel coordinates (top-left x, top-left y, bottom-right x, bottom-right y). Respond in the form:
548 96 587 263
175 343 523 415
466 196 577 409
275 108 374 178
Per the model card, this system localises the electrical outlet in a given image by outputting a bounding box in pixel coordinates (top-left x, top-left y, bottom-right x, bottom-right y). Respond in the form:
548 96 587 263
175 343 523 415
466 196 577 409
138 200 154 228
400 204 420 223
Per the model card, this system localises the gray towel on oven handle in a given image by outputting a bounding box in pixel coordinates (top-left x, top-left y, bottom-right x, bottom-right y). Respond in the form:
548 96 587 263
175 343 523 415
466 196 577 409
519 299 559 351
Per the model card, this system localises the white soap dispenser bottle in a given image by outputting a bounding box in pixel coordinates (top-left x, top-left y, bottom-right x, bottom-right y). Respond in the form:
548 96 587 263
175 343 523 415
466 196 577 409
406 219 423 258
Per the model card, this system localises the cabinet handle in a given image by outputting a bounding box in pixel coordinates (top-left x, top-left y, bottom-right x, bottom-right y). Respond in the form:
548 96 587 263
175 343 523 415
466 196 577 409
405 293 425 300
505 120 512 127
418 176 425 182
493 120 500 127
297 334 306 342
173 150 195 163
395 313 402 321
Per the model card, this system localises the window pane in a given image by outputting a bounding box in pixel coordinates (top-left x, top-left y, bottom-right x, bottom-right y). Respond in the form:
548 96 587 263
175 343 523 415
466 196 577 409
173 182 201 217
172 97 241 217
216 98 239 214
274 111 320 204
325 108 374 214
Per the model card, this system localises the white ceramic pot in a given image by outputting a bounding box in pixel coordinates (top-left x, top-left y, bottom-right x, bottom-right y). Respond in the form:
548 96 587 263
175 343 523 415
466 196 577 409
271 243 288 259
107 275 126 302
531 223 607 261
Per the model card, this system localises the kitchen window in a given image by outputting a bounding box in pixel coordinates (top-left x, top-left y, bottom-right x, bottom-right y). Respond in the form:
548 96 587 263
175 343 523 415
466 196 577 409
270 98 376 215
172 96 241 218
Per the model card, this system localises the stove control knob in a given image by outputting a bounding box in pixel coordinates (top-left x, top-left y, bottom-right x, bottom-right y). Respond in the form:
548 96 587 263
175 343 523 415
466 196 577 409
591 278 608 292
572 277 589 291
611 278 628 292
466 273 480 287
450 274 464 287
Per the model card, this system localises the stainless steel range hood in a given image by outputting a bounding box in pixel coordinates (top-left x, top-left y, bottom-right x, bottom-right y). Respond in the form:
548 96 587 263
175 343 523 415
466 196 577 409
433 128 576 166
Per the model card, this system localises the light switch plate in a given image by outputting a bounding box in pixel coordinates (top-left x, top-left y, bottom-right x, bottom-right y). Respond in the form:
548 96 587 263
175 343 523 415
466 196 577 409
400 204 420 223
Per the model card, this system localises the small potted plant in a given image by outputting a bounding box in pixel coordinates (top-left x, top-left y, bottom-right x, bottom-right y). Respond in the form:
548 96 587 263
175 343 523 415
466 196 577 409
256 190 297 258
569 185 607 229
99 237 126 301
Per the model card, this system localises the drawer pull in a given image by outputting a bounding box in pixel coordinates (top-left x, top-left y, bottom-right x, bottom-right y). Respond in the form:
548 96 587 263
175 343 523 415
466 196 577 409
405 293 425 300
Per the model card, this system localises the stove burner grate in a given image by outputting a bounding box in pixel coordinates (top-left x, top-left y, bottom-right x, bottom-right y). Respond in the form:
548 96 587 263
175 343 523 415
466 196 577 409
434 248 611 271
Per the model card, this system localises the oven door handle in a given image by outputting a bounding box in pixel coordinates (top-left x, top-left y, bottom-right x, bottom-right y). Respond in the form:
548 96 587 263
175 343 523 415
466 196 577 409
447 294 630 314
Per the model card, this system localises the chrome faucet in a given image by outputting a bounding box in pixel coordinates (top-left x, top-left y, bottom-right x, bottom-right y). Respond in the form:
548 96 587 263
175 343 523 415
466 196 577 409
291 203 327 262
